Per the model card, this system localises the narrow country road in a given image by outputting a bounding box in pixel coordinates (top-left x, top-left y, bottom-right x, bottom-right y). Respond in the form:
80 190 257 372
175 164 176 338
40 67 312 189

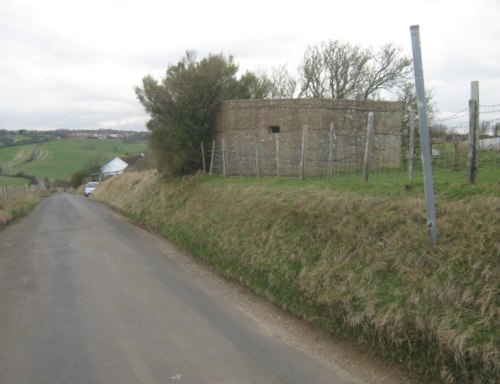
0 193 410 384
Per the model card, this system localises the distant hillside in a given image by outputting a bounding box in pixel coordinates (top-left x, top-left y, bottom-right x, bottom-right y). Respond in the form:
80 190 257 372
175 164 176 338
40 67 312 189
0 135 148 184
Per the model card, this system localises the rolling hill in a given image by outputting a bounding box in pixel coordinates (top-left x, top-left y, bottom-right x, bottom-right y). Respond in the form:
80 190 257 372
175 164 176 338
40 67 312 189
0 135 148 186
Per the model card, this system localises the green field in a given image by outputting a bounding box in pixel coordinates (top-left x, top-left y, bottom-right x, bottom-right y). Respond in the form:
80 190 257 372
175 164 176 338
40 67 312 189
0 137 148 183
0 175 29 187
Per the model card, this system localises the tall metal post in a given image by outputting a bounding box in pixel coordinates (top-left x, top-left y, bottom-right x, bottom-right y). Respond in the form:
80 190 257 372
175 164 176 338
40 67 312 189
410 25 438 245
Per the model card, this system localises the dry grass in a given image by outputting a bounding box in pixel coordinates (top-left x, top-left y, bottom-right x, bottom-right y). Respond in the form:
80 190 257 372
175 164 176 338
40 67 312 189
0 189 48 228
94 171 499 383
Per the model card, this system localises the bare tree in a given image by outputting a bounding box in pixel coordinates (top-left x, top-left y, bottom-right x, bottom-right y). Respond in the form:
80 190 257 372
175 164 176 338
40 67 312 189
322 40 371 99
298 40 412 101
268 65 297 98
360 44 412 100
298 46 326 98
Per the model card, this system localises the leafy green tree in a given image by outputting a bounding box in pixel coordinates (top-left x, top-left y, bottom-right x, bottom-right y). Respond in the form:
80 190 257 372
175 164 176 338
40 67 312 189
70 169 89 189
70 157 103 188
236 71 273 99
136 51 248 175
237 66 297 99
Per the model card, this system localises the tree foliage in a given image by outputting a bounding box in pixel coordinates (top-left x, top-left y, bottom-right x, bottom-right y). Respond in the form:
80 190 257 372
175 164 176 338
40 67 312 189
136 51 248 175
70 157 103 188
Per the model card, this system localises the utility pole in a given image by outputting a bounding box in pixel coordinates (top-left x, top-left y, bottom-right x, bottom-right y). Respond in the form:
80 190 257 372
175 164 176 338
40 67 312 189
410 25 438 245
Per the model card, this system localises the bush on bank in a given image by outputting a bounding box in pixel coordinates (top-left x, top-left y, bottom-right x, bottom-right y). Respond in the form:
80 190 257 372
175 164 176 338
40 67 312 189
93 171 499 384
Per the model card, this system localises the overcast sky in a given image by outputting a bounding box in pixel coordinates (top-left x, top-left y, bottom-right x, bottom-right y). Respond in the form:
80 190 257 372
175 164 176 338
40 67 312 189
1 0 499 132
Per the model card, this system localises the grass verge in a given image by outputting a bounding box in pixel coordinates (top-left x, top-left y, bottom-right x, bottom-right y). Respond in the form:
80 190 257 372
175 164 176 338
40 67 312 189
93 171 499 384
0 190 49 229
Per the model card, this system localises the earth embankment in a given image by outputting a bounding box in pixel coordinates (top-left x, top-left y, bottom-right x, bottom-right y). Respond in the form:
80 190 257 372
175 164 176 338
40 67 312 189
93 170 499 384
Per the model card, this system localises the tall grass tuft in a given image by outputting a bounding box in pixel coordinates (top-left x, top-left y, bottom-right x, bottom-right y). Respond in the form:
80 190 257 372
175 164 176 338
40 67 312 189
0 189 48 228
94 171 499 383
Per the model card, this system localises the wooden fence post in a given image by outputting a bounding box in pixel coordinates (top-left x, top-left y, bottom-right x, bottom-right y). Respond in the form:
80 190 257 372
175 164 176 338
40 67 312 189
327 122 335 179
275 133 280 177
209 140 215 175
221 137 227 177
467 81 479 183
255 138 261 178
201 142 206 174
235 140 242 177
408 108 416 183
300 124 308 180
363 112 374 182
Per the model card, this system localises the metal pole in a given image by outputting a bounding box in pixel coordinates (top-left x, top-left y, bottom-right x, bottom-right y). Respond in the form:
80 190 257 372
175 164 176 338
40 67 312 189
410 25 438 245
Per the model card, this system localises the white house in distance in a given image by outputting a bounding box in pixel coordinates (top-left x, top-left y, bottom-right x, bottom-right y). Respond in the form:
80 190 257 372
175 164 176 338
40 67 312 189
101 157 129 178
100 154 145 179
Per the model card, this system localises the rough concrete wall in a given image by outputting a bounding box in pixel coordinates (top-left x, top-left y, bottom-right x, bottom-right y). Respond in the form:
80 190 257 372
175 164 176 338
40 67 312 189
213 99 402 177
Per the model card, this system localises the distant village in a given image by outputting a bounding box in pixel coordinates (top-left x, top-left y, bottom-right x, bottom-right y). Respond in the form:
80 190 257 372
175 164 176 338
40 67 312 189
56 129 148 140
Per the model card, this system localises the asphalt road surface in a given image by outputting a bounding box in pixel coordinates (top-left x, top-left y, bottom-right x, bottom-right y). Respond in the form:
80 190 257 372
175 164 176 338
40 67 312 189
0 193 412 384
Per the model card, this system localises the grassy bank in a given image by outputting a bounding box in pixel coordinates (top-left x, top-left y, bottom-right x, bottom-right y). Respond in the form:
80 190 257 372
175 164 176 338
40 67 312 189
0 189 48 228
93 171 499 383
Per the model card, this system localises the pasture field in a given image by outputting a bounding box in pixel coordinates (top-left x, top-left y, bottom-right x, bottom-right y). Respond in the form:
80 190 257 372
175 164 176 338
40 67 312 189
0 175 28 187
0 137 148 182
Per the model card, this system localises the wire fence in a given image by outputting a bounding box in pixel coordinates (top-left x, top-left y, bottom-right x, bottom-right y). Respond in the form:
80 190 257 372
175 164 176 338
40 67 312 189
203 136 499 182
202 105 500 181
0 184 40 201
437 103 500 133
204 130 399 178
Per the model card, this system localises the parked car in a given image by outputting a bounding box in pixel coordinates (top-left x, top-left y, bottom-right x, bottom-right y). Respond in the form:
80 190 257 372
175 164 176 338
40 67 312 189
84 181 99 196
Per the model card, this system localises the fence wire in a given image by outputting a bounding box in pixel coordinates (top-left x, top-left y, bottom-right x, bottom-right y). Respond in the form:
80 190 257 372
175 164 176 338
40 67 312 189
202 132 500 182
0 184 40 201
